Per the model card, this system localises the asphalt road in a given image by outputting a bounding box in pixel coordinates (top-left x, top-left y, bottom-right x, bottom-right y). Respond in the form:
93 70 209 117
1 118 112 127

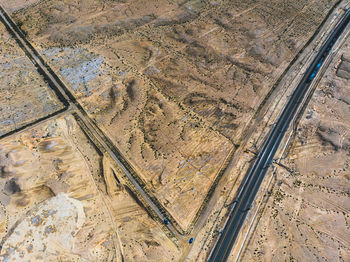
209 8 350 262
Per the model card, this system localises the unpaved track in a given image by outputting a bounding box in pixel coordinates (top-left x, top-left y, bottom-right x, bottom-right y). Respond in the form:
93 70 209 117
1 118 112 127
0 5 179 238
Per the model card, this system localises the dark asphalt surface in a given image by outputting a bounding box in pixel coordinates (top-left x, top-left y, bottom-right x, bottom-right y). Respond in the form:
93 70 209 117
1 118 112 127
209 8 350 262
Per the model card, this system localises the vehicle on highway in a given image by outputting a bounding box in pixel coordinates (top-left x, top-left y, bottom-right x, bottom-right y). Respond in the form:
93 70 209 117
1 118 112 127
245 203 252 212
209 8 350 262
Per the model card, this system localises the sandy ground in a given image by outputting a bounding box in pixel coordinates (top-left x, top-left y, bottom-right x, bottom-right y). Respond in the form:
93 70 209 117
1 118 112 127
0 21 63 137
239 32 350 262
8 0 339 232
0 114 180 261
0 115 117 261
0 0 40 12
0 0 348 261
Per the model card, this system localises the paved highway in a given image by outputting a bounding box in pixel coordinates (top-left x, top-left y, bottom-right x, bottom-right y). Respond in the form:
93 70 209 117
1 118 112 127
209 8 350 262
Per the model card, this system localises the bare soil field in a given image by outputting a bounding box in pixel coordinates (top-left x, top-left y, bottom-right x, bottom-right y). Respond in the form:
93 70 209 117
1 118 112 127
0 21 63 137
7 0 339 231
0 114 179 261
0 0 40 13
240 34 350 261
105 164 181 261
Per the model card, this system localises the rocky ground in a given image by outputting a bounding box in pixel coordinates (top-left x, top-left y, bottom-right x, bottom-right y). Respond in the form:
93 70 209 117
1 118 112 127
0 0 40 13
0 21 63 137
7 0 339 231
0 0 347 261
240 32 350 262
0 115 179 261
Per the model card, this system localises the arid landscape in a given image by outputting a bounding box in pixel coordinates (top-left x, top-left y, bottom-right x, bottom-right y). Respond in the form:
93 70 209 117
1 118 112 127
240 29 350 261
0 115 180 261
0 21 64 137
0 0 349 261
7 0 340 230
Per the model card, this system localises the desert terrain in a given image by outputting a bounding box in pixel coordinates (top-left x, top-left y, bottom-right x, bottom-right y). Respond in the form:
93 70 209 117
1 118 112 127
240 31 350 261
0 115 179 261
0 0 348 261
0 21 63 137
6 0 339 231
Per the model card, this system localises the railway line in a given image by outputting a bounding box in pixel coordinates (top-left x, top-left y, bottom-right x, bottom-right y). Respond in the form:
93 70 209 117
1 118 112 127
1 2 349 258
0 5 179 237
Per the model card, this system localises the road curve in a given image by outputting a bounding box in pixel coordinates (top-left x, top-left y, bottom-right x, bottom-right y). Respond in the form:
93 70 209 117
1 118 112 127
209 8 350 262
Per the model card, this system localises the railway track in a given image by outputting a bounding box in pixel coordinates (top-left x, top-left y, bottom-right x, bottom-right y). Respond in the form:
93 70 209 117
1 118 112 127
0 5 179 237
